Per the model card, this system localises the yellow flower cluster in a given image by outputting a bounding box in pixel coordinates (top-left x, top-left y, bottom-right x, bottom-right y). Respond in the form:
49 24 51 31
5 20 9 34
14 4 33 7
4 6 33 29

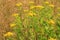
10 23 16 28
44 1 49 4
28 11 36 17
48 19 55 24
35 6 44 9
4 32 14 37
44 1 54 8
30 6 44 9
49 4 54 8
12 13 19 17
48 37 57 40
16 3 22 7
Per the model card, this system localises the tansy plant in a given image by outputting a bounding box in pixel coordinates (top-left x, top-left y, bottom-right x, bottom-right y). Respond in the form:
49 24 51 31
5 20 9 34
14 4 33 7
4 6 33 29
5 1 60 40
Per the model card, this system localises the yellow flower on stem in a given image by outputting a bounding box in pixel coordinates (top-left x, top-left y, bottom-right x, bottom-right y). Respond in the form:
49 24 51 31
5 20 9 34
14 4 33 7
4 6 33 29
35 6 44 9
10 23 16 28
12 13 19 17
28 11 36 17
49 4 54 8
29 13 34 16
4 32 14 37
44 1 49 4
48 37 57 40
16 2 22 7
30 6 44 9
48 19 55 24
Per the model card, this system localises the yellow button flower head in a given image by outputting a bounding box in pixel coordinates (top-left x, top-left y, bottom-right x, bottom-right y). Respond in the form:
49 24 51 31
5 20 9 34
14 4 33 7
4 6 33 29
28 11 36 17
48 37 57 40
49 19 55 24
29 12 34 16
16 2 22 7
35 6 44 9
49 4 54 8
44 1 49 4
12 13 19 17
4 32 14 37
30 6 44 9
10 23 16 28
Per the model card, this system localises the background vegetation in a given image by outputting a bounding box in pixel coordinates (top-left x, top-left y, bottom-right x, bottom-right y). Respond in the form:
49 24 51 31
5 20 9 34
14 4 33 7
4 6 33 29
0 0 60 40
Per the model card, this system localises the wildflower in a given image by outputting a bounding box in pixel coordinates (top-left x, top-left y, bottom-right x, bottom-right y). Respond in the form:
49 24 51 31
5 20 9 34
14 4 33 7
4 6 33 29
30 6 35 9
12 13 19 17
44 1 49 4
10 23 16 28
28 11 36 17
28 13 34 16
35 6 44 9
4 32 14 37
48 37 57 40
16 2 22 7
48 19 55 24
30 6 44 9
49 4 54 8
29 1 34 4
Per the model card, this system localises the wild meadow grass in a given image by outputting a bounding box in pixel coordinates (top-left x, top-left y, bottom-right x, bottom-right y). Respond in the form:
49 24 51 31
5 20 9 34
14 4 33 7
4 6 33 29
4 1 60 40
